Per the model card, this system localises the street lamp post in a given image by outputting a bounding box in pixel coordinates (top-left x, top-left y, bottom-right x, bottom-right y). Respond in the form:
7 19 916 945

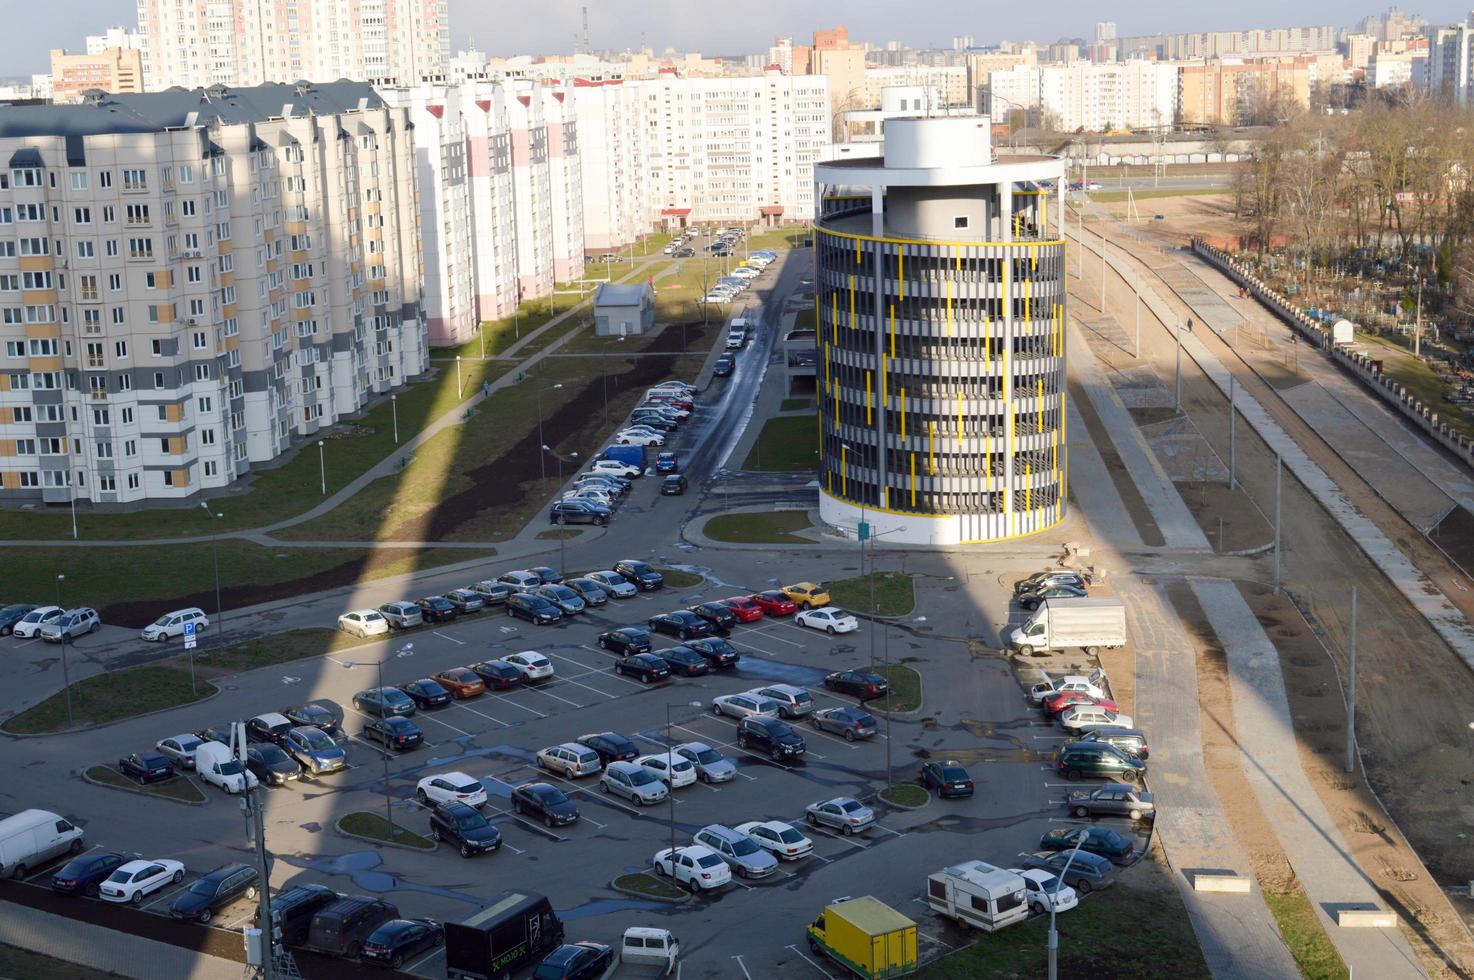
56 573 72 728
543 446 579 573
666 701 702 869
317 440 326 495
455 355 463 399
1047 830 1090 980
536 383 564 483
198 503 224 696
391 394 399 444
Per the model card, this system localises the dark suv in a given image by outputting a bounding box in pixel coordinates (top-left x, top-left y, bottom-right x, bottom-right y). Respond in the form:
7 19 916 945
736 716 806 760
1054 742 1145 782
576 731 639 765
614 560 663 591
1073 728 1150 759
263 883 340 946
597 626 652 656
430 801 502 858
304 896 400 959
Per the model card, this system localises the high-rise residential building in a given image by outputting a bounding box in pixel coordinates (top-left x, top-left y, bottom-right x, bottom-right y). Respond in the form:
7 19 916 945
861 66 970 110
964 50 1038 111
573 69 830 249
1178 58 1314 125
134 0 449 91
1426 15 1474 103
86 27 147 56
1096 22 1118 43
812 25 868 127
1119 25 1336 61
49 47 146 104
952 36 976 52
985 61 1176 132
0 81 425 504
813 116 1067 546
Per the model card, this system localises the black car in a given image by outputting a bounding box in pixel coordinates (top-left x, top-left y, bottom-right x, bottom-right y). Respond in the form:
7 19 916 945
660 474 688 496
550 499 609 526
614 560 663 590
530 566 564 585
597 626 652 657
398 678 452 710
246 743 304 785
361 917 443 969
429 801 502 858
0 603 37 635
1040 826 1135 862
576 731 640 765
648 610 713 640
674 247 695 258
824 670 890 701
416 596 458 622
284 702 339 735
736 716 807 760
353 686 418 718
535 942 614 980
656 645 712 677
688 602 737 632
245 714 295 744
362 715 424 751
920 760 975 798
195 723 237 745
1018 584 1088 611
511 781 579 827
712 354 734 377
629 411 678 431
118 751 175 784
170 863 259 923
506 593 563 624
51 851 126 897
470 659 524 690
258 883 339 945
616 653 670 683
686 637 741 668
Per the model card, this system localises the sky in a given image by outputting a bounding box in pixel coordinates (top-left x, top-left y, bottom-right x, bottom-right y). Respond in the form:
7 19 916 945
5 0 1474 75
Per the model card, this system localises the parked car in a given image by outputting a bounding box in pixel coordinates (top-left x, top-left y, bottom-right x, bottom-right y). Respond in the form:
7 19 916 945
10 605 62 638
246 743 305 784
646 610 711 640
811 706 877 741
258 883 339 946
194 741 259 794
302 896 400 960
586 570 638 598
589 459 641 479
1058 706 1135 734
537 584 587 616
576 732 640 765
246 712 296 744
747 591 797 616
719 596 765 622
674 741 736 783
616 652 670 683
1041 691 1118 718
378 601 425 629
635 752 697 788
657 645 711 676
615 560 664 590
503 650 554 681
535 941 614 980
795 607 859 635
1019 584 1088 611
0 603 37 636
824 670 889 701
660 474 688 495
693 825 778 878
1012 867 1079 914
469 659 524 690
338 609 389 637
470 581 515 605
281 726 348 777
712 355 735 377
712 692 780 720
415 596 457 623
511 781 579 827
1053 741 1145 782
155 734 205 769
40 608 99 642
752 683 814 719
550 499 610 526
615 427 665 447
781 582 831 609
538 743 603 778
497 570 544 593
361 716 423 752
601 761 669 806
416 772 488 808
141 607 209 642
51 851 126 897
505 593 563 624
430 801 502 858
529 567 564 585
919 760 975 798
432 667 486 699
687 601 738 632
597 626 652 656
652 844 731 892
1066 784 1155 821
446 589 486 614
354 687 417 718
736 820 813 860
361 918 444 970
655 451 679 473
737 716 806 760
169 863 258 923
1014 571 1086 596
1020 850 1116 894
629 410 678 431
283 702 339 735
686 637 741 668
1030 669 1109 703
99 858 185 904
117 752 174 784
1072 728 1150 759
564 578 611 606
804 797 875 836
398 678 453 710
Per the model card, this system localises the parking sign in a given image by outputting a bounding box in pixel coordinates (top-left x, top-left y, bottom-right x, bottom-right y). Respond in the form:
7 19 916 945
183 620 197 650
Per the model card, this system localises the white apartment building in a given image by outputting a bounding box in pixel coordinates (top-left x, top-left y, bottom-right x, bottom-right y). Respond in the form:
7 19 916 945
573 69 830 250
134 0 449 91
87 26 146 56
0 81 426 505
1427 17 1474 102
989 61 1177 132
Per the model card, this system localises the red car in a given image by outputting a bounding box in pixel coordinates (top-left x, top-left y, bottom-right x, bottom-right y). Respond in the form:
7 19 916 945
720 597 765 622
748 591 798 616
1041 691 1118 717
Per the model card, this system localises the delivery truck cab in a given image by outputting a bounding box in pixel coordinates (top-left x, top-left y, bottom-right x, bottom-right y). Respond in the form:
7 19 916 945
926 860 1030 933
806 895 917 979
445 890 563 980
1009 596 1126 657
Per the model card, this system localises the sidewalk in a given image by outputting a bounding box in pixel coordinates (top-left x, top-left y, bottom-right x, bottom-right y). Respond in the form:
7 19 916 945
0 902 242 980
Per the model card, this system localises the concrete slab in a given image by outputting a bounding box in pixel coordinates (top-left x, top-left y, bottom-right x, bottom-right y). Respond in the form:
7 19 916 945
1139 416 1231 483
1114 366 1178 409
1158 266 1245 336
1066 401 1145 551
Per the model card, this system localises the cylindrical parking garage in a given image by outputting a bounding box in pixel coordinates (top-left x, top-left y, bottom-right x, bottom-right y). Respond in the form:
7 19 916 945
814 117 1068 546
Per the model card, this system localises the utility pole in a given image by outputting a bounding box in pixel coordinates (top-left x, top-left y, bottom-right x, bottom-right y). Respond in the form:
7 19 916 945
1228 377 1236 490
1099 239 1106 310
1134 281 1141 359
1345 586 1358 773
1273 454 1282 594
1174 324 1182 413
1414 277 1423 359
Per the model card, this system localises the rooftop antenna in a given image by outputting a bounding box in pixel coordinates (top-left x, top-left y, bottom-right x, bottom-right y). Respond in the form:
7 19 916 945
583 6 591 54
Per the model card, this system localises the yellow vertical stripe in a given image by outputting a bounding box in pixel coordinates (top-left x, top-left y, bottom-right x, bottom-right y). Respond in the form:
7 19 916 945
900 388 906 441
910 453 916 508
865 372 872 425
888 304 896 358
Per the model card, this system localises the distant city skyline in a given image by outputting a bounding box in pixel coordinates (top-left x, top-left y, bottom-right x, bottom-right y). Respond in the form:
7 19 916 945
6 0 1474 77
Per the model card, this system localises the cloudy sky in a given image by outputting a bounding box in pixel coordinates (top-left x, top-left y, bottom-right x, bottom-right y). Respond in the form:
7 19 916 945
6 0 1473 75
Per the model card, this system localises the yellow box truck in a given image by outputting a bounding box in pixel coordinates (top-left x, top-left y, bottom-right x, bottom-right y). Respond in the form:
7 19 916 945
805 896 918 979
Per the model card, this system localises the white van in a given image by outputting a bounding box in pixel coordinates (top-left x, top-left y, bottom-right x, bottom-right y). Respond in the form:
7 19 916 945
926 860 1030 933
194 740 259 794
140 607 209 642
620 926 679 973
0 809 84 879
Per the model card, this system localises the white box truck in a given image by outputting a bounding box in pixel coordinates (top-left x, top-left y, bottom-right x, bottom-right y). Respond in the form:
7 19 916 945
1009 596 1125 657
925 860 1030 933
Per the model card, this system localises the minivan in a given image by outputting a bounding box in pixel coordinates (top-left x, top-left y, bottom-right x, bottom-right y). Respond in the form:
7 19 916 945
263 883 339 945
304 895 400 960
621 927 679 971
141 607 208 642
0 809 84 879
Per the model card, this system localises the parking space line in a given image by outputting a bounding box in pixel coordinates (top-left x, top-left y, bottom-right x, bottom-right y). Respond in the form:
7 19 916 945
785 944 838 979
546 673 621 700
432 631 466 645
481 775 609 829
498 767 641 818
404 947 444 973
805 825 871 848
740 625 806 648
668 722 803 772
800 725 861 750
342 731 396 759
26 844 100 882
484 692 548 718
557 649 646 689
450 701 509 727
871 825 906 839
521 684 584 709
483 804 568 842
409 710 473 738
918 930 954 949
142 881 189 910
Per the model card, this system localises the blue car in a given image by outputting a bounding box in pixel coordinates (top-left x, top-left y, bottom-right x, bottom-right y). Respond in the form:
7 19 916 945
354 686 417 718
281 725 347 776
655 452 679 473
398 678 452 710
52 851 127 897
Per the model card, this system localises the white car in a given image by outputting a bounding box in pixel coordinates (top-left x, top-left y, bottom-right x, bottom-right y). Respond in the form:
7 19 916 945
640 399 690 419
1011 866 1078 914
587 571 637 598
615 428 665 447
649 382 697 397
140 607 209 642
735 820 814 860
653 845 731 892
703 292 732 304
1030 670 1109 703
11 605 62 638
416 772 488 808
589 459 641 479
795 607 859 635
635 752 697 788
730 266 761 279
338 609 390 638
1057 705 1135 733
503 650 554 681
711 692 781 720
99 858 185 904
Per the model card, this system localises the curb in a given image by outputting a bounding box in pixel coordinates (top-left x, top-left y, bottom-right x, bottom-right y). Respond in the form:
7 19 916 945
609 873 691 905
334 816 438 853
80 767 207 807
2 681 223 740
877 788 931 811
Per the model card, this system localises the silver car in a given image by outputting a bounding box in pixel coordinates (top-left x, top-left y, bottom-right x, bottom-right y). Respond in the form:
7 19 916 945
536 584 587 615
810 706 878 741
377 601 424 629
674 741 737 783
563 578 611 606
805 797 875 836
711 693 781 720
587 570 638 598
497 570 543 593
155 734 205 769
693 824 778 878
752 683 814 719
601 761 668 806
537 743 602 778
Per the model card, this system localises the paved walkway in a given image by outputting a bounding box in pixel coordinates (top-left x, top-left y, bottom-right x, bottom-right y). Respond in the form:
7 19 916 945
0 902 243 980
1190 577 1427 977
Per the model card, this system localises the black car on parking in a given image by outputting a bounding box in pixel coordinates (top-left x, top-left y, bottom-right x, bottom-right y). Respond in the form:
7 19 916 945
824 670 890 701
362 716 424 751
656 645 712 677
118 751 175 783
353 686 418 718
530 566 564 585
688 602 737 633
736 716 807 760
361 917 443 969
576 731 639 765
398 678 453 710
660 474 688 496
470 659 524 690
686 637 741 668
505 593 563 624
550 499 610 526
511 781 580 827
597 626 652 656
429 801 502 858
257 883 339 945
246 743 303 785
0 603 37 635
1040 826 1135 862
712 354 734 377
614 560 663 590
51 851 126 897
616 653 670 683
920 760 975 798
416 596 458 623
284 702 339 735
170 863 259 923
648 610 713 640
535 942 614 980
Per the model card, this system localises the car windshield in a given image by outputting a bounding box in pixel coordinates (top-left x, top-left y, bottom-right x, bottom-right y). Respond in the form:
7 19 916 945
1034 873 1061 889
188 878 221 896
778 828 805 844
670 759 692 771
628 769 658 786
693 748 722 764
941 767 968 780
731 837 759 856
386 719 414 732
697 853 724 868
456 811 489 830
302 730 334 751
840 800 865 813
151 614 174 626
219 760 245 775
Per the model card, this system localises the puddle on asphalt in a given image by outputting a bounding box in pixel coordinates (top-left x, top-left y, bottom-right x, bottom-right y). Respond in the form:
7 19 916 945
279 850 484 906
559 897 678 920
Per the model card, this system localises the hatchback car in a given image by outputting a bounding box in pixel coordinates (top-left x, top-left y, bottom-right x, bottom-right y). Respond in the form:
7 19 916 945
693 825 778 878
752 683 814 719
446 589 486 614
416 596 457 623
712 692 780 720
653 844 731 892
469 659 524 690
51 851 127 897
141 607 209 642
537 584 587 615
416 772 488 808
354 686 417 717
398 678 453 710
635 752 697 788
737 716 807 759
805 797 875 835
719 596 765 622
361 918 444 970
41 607 99 642
601 761 669 805
430 801 502 858
378 601 425 629
1066 784 1155 821
512 781 580 827
747 591 798 616
169 863 258 923
432 667 486 699
503 650 554 680
505 593 563 624
660 474 688 495
781 582 831 609
1058 706 1135 734
282 726 348 776
616 652 670 683
586 570 638 598
564 578 611 606
245 712 296 744
283 702 339 734
549 499 610 526
1020 850 1116 894
736 820 813 860
687 602 738 633
1054 741 1146 782
362 715 423 751
657 646 712 676
118 752 174 783
811 706 878 741
246 743 306 784
338 609 389 637
10 605 62 638
576 732 640 765
687 637 741 668
824 670 889 701
655 451 679 473
538 743 604 778
920 760 975 798
648 610 712 640
597 626 652 656
614 560 664 590
497 570 544 593
796 607 859 635
535 941 614 980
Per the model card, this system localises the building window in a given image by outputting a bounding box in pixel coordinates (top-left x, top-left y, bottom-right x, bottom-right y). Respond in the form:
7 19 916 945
954 216 969 229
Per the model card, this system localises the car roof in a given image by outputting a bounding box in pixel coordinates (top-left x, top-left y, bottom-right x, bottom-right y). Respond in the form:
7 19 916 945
697 824 744 841
252 712 292 726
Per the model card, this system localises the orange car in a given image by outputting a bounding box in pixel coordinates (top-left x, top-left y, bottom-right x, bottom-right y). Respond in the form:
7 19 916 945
432 667 486 698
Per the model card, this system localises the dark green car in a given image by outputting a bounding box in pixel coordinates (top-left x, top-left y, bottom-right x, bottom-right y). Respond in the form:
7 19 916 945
1053 742 1145 782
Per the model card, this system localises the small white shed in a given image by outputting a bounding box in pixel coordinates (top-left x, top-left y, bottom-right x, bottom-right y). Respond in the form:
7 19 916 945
595 282 655 337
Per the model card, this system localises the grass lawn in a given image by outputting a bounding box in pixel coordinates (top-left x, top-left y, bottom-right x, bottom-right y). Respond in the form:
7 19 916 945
741 414 819 471
792 307 817 331
337 812 435 850
704 511 814 544
823 571 916 617
0 943 127 980
747 228 810 252
84 765 206 803
872 664 922 713
1373 348 1474 439
613 872 686 901
655 567 705 588
780 398 814 412
3 666 215 735
194 628 371 675
879 783 929 807
1264 889 1349 980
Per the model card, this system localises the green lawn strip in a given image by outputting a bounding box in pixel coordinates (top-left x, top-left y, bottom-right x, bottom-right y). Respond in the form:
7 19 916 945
741 414 819 471
84 765 206 803
703 511 814 545
0 943 129 980
1263 889 1350 980
792 308 817 331
654 567 704 589
746 228 808 252
3 666 215 735
337 812 435 850
822 571 916 617
612 872 686 901
871 665 922 713
879 783 928 807
194 628 372 675
780 398 814 411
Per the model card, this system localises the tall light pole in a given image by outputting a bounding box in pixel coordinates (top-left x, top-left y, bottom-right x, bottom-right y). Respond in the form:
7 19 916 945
455 355 463 399
317 440 326 495
666 701 702 870
343 654 396 834
842 442 874 668
391 394 399 444
536 383 564 483
198 503 224 696
1047 829 1090 980
543 446 579 573
56 573 72 728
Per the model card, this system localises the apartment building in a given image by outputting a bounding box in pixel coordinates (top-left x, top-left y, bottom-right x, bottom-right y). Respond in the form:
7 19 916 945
1178 58 1314 126
1119 25 1336 61
49 47 146 104
135 0 449 91
1426 16 1474 103
986 61 1177 132
0 81 425 505
860 66 970 110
